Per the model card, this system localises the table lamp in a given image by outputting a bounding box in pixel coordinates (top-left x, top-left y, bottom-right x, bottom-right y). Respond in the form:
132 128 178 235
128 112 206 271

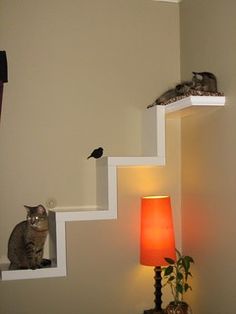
140 196 176 314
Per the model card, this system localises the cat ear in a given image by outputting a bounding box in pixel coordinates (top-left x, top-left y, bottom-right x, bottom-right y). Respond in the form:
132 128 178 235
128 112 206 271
24 205 30 213
38 205 46 214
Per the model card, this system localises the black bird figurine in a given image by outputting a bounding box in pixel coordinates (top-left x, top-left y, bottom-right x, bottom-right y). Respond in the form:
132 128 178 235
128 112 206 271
87 147 104 159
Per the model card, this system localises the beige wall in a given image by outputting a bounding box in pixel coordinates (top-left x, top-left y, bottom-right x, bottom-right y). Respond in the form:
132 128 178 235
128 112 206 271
180 0 236 313
0 1 180 313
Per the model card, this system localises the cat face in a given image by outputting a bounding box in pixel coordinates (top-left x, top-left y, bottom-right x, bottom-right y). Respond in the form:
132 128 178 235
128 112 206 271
24 205 48 231
192 71 217 92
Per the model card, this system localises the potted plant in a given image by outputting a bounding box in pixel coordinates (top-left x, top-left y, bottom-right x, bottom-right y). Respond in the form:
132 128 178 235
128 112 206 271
163 249 194 314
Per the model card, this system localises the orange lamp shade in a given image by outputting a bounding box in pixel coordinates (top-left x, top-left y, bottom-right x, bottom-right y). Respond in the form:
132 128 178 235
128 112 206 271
140 196 176 266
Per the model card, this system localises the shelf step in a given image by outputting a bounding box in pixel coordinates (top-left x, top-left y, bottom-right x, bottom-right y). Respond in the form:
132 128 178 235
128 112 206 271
165 95 225 117
0 265 64 281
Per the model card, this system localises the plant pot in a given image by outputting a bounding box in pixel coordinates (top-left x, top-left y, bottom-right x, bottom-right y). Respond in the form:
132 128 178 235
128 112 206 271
165 301 192 314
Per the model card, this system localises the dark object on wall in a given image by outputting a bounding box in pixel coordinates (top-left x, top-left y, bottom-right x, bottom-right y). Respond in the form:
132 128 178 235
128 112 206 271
87 147 104 159
7 205 51 270
0 51 8 82
148 71 221 108
0 51 8 120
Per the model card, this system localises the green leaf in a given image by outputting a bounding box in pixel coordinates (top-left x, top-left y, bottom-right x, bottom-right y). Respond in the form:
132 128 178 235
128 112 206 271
165 257 175 265
164 266 173 276
185 271 192 280
185 256 194 264
176 248 182 259
184 283 192 292
177 272 183 280
182 258 190 272
177 256 182 265
168 276 175 282
176 283 183 294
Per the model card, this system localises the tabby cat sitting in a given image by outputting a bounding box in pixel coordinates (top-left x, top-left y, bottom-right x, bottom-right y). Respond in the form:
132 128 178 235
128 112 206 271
8 204 51 270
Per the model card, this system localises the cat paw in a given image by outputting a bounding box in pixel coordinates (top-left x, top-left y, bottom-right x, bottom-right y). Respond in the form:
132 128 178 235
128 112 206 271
40 258 52 268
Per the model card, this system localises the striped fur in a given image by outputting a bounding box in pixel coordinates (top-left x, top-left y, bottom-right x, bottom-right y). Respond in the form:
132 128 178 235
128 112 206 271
7 205 48 270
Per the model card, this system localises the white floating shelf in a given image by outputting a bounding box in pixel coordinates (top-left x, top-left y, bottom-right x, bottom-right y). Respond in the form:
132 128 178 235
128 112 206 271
165 95 225 117
0 96 225 280
0 265 62 281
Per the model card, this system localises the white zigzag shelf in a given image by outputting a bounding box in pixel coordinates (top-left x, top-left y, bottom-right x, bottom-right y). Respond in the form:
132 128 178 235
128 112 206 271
0 96 225 280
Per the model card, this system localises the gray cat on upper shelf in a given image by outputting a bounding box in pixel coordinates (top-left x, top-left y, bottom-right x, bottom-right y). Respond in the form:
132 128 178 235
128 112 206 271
7 204 51 270
148 72 221 108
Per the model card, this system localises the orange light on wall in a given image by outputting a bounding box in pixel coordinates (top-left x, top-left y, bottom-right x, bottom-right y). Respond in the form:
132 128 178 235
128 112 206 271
140 196 176 314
